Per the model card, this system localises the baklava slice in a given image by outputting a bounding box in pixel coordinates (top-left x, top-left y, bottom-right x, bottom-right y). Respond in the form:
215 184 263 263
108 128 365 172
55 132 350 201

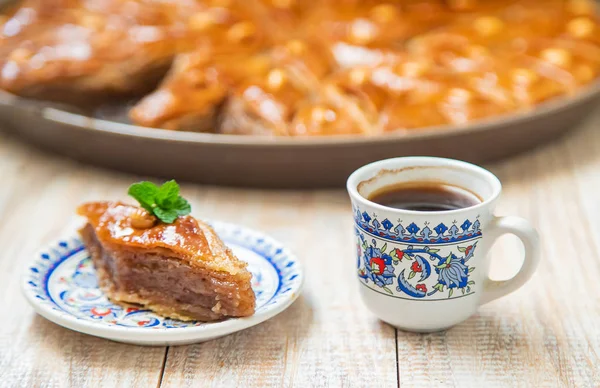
0 0 203 103
129 50 273 132
77 201 255 322
129 0 273 131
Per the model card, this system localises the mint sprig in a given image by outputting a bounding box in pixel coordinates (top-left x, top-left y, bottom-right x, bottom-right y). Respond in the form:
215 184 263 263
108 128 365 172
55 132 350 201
128 180 191 224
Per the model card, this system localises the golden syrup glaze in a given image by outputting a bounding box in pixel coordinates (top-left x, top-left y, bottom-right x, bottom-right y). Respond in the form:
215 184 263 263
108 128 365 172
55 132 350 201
77 201 248 276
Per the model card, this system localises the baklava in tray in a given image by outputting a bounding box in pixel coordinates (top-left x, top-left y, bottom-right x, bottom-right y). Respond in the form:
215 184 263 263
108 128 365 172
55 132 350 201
0 0 599 136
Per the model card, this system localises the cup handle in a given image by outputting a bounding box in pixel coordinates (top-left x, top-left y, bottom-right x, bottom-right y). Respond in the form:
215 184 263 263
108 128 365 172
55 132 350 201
480 216 541 305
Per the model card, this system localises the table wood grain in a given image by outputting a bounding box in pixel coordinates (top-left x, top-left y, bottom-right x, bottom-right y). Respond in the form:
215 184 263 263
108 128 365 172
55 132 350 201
1 109 600 387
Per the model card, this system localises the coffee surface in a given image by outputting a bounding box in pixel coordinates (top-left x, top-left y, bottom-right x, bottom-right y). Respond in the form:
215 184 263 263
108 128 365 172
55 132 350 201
368 182 482 212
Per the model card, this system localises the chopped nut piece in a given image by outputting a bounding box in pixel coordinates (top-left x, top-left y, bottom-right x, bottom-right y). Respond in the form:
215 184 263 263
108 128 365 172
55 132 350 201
80 14 105 31
402 61 429 77
188 12 214 31
227 22 256 43
369 4 398 24
447 88 472 104
473 16 504 37
349 68 368 85
467 45 490 58
349 19 378 45
541 48 573 68
285 39 306 55
8 48 32 63
566 17 595 38
311 106 336 123
512 68 539 85
267 68 286 90
129 208 157 229
574 64 595 82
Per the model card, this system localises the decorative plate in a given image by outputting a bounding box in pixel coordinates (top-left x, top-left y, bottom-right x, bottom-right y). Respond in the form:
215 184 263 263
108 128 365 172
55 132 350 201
22 221 303 346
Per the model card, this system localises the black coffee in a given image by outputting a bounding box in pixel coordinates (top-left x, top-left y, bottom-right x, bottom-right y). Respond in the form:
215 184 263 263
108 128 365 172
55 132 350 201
368 182 482 211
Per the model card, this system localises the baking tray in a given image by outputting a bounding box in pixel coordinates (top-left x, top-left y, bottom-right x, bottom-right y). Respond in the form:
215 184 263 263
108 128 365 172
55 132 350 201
1 80 599 188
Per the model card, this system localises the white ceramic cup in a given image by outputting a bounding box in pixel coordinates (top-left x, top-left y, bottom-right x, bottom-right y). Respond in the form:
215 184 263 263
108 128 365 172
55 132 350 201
347 157 540 332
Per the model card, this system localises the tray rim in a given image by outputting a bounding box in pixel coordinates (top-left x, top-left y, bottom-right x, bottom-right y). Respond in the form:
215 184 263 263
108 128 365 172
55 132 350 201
2 78 600 148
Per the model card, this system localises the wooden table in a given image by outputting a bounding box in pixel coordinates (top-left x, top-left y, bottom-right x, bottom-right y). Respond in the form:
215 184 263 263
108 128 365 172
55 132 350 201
1 110 600 388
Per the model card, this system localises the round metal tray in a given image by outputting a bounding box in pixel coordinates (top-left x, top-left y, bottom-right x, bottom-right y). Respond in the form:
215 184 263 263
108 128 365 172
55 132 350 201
1 82 599 188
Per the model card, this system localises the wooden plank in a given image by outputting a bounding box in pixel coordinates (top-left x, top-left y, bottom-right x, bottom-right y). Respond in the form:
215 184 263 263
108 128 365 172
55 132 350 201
160 190 399 388
0 134 167 388
397 117 600 387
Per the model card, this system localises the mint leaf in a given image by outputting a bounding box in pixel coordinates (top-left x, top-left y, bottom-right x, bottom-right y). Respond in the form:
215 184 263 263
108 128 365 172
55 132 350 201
153 207 179 224
128 182 159 213
156 180 180 208
128 180 192 224
172 196 191 216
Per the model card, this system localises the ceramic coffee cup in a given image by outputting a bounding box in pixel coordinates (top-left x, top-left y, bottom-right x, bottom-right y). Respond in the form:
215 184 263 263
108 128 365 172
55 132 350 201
347 157 540 332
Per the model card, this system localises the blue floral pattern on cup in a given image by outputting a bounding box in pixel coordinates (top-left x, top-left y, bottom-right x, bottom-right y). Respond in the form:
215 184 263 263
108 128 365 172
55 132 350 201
356 226 478 301
358 240 396 294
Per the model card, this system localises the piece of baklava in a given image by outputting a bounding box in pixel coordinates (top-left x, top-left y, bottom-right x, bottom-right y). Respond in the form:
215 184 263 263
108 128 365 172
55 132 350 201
77 201 255 321
0 0 203 103
128 0 275 131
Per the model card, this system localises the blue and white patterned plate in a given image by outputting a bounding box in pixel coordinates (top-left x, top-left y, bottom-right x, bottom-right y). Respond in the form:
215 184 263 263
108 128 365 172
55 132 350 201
22 220 303 346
